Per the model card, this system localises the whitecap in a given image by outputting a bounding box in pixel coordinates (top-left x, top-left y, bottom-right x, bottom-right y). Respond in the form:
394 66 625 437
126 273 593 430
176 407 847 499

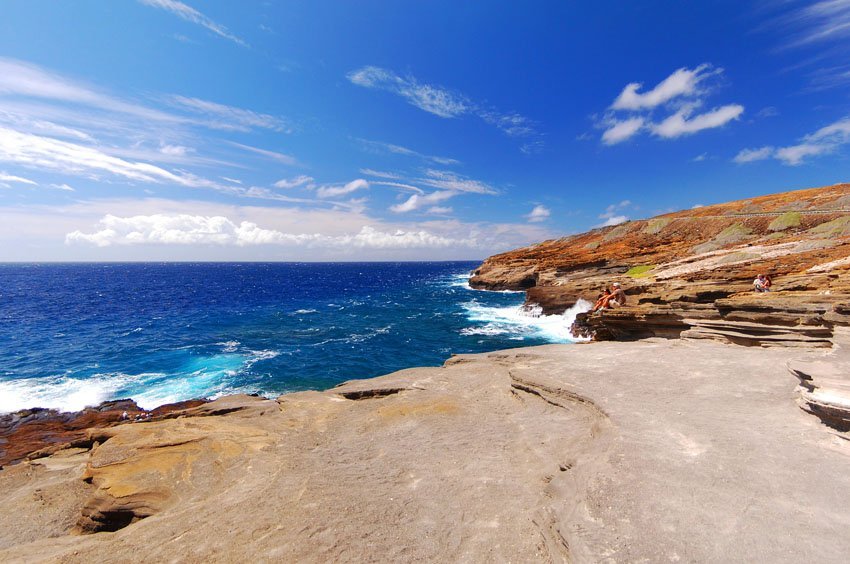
460 299 592 343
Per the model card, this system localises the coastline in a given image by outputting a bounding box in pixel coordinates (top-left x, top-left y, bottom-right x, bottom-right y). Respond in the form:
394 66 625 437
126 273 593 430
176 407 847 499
1 338 849 561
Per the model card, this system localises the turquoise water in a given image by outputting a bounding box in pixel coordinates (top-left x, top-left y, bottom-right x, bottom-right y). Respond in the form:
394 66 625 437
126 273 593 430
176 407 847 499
0 262 587 413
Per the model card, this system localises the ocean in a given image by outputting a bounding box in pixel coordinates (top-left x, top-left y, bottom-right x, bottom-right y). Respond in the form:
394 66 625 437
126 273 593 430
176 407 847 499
0 262 588 413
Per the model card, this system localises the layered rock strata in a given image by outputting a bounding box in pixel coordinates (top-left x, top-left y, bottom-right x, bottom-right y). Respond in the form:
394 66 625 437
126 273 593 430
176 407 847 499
470 184 850 347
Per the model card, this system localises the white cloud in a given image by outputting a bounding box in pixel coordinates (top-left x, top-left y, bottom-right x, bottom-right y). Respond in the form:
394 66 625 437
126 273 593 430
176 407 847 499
159 144 191 156
359 168 401 179
316 179 369 199
227 142 297 165
525 205 550 222
170 95 288 132
733 146 774 163
347 66 469 118
598 216 628 227
419 169 497 194
426 206 453 214
274 175 314 189
692 153 709 162
597 200 632 227
66 213 474 249
348 67 541 146
775 0 850 48
600 64 742 145
0 126 232 190
651 104 744 138
602 117 645 145
611 65 716 110
390 191 455 213
355 139 460 166
0 172 37 185
735 116 850 166
371 181 425 194
138 0 247 46
50 183 75 192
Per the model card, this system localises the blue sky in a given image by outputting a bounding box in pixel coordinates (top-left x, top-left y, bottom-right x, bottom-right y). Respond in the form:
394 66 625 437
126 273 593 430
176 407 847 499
0 0 848 260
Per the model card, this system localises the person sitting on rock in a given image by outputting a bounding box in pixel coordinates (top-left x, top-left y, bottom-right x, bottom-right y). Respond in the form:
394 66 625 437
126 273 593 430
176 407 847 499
591 288 612 312
608 282 627 307
754 274 770 293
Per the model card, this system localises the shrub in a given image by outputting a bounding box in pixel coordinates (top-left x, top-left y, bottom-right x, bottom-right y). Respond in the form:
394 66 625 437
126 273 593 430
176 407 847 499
768 212 801 231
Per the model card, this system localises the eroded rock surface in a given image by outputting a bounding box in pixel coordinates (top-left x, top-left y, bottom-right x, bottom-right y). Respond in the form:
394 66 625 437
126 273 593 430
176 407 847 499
1 342 848 562
470 184 850 347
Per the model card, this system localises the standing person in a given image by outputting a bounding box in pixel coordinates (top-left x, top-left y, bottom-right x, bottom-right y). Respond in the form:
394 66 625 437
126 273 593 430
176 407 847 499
763 275 772 291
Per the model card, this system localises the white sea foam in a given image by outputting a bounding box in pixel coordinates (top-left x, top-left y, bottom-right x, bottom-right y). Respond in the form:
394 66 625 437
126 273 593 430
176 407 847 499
0 349 282 414
445 273 524 293
294 309 318 314
460 299 592 343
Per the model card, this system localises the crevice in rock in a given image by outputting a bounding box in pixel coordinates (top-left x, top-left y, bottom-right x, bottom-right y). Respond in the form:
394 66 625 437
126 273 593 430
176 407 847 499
338 388 405 400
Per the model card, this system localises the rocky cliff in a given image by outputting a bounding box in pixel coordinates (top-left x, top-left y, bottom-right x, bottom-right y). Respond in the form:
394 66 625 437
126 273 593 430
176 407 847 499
470 183 850 348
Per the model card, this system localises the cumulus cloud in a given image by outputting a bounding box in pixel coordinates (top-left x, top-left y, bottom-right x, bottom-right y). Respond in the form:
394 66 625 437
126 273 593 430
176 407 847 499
600 64 743 145
733 146 774 163
316 179 369 199
602 117 645 145
66 213 474 249
734 116 850 166
274 175 314 189
525 205 550 223
138 0 247 46
611 65 717 111
597 200 632 227
651 104 744 138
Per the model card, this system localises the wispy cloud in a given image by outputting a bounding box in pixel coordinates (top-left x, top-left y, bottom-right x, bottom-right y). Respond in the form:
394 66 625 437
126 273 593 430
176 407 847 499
274 175 314 189
525 204 550 223
227 142 298 165
600 65 743 144
0 171 37 185
418 169 498 194
348 66 541 147
390 191 455 213
316 179 369 199
734 116 850 165
50 183 75 192
355 138 459 166
347 66 469 118
169 95 289 132
138 0 247 47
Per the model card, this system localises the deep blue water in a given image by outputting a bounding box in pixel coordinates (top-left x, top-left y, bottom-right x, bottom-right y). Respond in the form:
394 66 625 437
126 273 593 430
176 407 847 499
0 262 585 413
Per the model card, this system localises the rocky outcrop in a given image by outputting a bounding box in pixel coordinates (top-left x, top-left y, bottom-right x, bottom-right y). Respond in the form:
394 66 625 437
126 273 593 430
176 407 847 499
0 399 208 468
471 183 850 347
2 342 849 562
788 328 850 431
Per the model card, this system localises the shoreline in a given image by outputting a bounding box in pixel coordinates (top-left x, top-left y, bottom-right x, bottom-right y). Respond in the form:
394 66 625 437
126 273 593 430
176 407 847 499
1 338 848 561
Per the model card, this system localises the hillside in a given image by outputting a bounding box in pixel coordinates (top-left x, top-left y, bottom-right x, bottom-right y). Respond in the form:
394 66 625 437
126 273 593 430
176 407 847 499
471 183 850 347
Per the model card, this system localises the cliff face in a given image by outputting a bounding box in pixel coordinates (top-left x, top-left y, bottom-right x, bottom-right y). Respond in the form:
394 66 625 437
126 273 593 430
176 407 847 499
470 183 850 347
